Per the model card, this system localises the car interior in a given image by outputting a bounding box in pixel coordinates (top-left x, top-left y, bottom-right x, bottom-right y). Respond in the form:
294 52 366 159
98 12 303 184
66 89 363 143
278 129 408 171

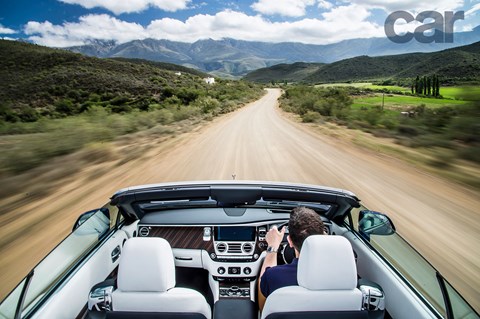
85 183 387 319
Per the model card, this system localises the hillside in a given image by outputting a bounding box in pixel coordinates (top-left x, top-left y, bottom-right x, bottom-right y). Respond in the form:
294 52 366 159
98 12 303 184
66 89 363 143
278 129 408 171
245 41 480 83
66 27 480 77
0 40 210 121
0 40 263 175
244 62 324 83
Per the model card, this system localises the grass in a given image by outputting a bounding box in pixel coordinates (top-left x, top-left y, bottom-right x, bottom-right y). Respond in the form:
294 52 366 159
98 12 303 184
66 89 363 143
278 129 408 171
318 83 479 102
364 84 410 92
316 83 411 92
352 94 468 110
440 86 480 100
315 82 372 88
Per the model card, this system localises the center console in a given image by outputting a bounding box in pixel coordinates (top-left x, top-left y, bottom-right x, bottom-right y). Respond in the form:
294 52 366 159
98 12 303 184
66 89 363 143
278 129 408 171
219 281 251 298
204 225 270 302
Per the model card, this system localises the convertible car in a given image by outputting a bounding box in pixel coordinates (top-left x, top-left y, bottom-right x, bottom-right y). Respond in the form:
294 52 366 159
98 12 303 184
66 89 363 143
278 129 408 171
0 181 478 319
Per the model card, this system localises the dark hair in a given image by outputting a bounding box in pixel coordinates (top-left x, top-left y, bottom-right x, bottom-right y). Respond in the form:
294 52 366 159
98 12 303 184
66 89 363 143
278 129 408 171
288 207 325 251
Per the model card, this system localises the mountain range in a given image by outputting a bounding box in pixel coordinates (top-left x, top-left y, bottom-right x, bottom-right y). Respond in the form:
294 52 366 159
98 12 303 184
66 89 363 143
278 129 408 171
67 27 480 78
244 41 480 83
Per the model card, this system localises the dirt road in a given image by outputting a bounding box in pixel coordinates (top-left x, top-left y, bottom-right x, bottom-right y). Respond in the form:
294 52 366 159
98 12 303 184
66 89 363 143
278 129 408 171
1 88 479 310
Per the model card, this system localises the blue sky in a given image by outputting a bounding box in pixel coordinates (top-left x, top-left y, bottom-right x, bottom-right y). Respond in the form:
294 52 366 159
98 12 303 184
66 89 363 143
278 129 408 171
1 0 479 47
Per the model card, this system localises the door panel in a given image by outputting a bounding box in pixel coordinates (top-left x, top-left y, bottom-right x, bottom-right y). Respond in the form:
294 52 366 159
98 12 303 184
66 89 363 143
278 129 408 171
31 230 127 318
344 231 438 319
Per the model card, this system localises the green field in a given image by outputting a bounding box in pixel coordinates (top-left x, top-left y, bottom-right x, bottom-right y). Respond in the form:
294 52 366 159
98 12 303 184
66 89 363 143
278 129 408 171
316 83 410 92
315 82 371 88
318 83 478 101
440 86 480 99
352 94 468 110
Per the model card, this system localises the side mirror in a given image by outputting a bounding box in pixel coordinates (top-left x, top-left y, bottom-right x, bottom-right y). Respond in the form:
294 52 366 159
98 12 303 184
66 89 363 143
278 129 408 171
358 210 395 241
72 208 108 232
88 279 115 312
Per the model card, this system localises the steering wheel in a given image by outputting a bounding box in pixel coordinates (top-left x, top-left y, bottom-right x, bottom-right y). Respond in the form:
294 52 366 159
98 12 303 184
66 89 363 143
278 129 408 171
278 243 296 264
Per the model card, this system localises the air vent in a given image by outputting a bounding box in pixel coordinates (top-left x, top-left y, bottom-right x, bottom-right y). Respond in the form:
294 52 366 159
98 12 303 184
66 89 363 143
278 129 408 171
138 227 150 237
217 242 227 253
227 243 242 253
242 243 253 253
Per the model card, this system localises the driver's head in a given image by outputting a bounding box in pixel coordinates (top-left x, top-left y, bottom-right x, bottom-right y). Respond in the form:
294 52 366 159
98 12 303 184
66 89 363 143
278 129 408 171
288 207 325 252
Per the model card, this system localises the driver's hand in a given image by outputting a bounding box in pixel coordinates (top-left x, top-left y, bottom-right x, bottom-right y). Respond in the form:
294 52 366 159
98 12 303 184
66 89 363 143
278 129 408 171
266 225 285 250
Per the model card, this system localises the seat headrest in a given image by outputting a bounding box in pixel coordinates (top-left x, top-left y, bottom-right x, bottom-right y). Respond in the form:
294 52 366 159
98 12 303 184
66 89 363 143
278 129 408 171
298 235 357 290
117 237 175 292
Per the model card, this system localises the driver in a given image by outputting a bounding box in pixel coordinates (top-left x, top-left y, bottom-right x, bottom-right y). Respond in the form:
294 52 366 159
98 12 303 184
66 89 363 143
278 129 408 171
259 206 325 298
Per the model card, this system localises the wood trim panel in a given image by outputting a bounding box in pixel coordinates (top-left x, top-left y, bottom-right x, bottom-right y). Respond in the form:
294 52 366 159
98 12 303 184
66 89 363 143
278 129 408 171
147 226 214 251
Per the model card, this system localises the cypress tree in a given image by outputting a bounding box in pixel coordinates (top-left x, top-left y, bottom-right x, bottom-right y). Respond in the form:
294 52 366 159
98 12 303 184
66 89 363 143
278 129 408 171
427 77 431 96
432 75 436 96
415 76 420 94
423 76 427 95
435 76 440 97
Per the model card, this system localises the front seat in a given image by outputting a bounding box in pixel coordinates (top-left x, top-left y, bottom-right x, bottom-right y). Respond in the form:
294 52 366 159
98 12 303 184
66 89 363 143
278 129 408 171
108 237 211 319
261 235 367 319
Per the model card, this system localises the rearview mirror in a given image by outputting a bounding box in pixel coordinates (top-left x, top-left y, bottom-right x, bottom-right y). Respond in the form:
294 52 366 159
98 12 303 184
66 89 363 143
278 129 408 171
358 210 395 241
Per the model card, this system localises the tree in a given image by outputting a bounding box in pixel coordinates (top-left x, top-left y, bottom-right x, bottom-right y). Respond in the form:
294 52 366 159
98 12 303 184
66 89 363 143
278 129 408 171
431 74 436 96
427 77 431 96
435 75 440 97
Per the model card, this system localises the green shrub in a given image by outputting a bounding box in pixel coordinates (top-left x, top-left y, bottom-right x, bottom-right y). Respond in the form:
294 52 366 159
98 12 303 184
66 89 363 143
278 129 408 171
109 104 132 113
429 153 453 168
457 146 480 164
397 125 421 136
18 106 40 122
447 117 480 143
55 98 77 115
195 96 221 114
302 111 321 123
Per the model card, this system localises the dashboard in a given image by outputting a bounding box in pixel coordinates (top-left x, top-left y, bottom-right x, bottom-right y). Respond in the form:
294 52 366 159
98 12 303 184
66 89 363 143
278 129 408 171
136 208 331 301
137 221 331 263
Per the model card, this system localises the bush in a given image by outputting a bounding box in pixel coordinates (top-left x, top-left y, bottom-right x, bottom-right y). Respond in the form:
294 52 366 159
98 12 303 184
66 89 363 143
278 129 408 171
302 111 321 123
457 146 480 164
18 106 40 122
447 117 480 143
363 107 382 126
397 125 421 137
195 96 221 114
55 98 77 116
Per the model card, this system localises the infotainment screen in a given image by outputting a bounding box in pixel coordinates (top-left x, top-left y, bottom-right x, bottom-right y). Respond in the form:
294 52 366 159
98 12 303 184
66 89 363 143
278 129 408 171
215 226 256 241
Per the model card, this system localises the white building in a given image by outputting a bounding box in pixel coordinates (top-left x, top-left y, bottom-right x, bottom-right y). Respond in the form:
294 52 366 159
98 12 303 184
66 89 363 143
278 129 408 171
204 77 215 84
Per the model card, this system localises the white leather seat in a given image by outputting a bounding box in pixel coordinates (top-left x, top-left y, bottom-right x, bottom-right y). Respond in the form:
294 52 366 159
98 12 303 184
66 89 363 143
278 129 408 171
111 237 211 319
261 235 366 319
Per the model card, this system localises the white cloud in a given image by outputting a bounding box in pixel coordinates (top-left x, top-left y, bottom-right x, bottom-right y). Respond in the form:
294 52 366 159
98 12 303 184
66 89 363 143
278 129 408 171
150 7 384 44
24 8 384 47
318 0 333 10
24 14 148 47
58 0 191 15
0 24 16 34
455 23 473 32
345 0 464 14
251 0 316 17
465 3 480 16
